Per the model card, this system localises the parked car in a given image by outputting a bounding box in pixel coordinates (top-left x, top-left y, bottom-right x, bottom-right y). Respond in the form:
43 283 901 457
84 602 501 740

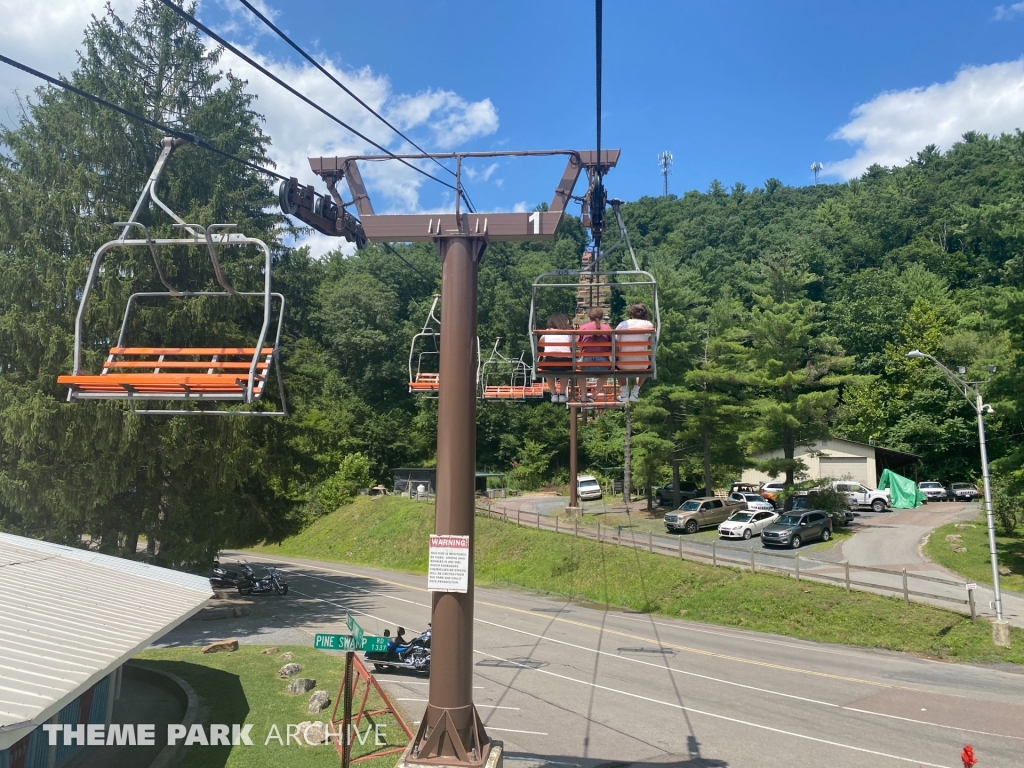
762 510 833 549
664 496 746 534
718 509 779 540
918 481 948 502
654 482 702 506
759 481 787 506
577 475 602 501
831 481 889 513
791 491 855 526
727 491 776 513
949 482 980 502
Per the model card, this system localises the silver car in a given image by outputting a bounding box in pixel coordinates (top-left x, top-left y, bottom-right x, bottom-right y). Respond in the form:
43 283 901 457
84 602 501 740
918 481 948 502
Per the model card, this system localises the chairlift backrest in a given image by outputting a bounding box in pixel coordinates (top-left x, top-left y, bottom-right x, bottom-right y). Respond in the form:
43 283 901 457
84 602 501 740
408 294 480 395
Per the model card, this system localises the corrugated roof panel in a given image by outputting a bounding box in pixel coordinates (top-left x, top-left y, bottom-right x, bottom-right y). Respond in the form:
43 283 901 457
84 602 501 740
0 533 212 732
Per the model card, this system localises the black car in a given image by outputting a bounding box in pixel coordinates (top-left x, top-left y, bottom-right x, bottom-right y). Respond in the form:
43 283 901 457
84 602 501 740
761 510 833 549
654 482 703 506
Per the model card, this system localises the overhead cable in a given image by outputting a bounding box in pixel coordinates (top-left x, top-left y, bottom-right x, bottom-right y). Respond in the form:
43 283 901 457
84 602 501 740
235 0 453 180
156 0 459 195
381 242 435 284
0 54 289 182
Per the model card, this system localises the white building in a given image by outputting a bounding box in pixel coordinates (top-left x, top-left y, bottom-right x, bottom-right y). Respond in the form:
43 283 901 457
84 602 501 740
740 437 919 488
0 532 211 768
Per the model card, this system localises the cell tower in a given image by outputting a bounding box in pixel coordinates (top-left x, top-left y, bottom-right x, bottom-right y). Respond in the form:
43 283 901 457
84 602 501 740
658 151 673 197
811 161 823 185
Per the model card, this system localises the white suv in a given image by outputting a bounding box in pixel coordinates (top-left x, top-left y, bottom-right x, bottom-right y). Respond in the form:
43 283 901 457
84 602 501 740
832 481 889 513
577 475 602 501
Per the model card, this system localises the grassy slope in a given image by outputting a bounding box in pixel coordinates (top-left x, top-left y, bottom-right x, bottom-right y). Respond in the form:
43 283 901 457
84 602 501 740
135 645 407 768
253 497 1024 663
924 515 1024 593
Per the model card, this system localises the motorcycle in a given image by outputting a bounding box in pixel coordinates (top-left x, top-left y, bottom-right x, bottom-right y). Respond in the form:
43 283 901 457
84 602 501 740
364 625 430 674
236 564 289 596
209 561 250 593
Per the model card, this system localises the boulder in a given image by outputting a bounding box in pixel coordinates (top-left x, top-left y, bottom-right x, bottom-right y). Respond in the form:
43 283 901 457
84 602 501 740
952 546 968 554
202 639 239 654
945 534 962 543
286 677 317 695
308 690 331 713
1000 566 1013 576
295 721 328 745
279 663 302 679
279 652 295 661
261 647 280 655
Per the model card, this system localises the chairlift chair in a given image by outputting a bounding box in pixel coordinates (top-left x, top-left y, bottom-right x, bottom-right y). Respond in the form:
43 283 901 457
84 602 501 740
529 197 659 393
408 294 480 396
479 339 545 400
57 137 287 416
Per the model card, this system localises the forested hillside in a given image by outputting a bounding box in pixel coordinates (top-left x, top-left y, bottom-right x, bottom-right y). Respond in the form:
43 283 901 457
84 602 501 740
2 3 1023 568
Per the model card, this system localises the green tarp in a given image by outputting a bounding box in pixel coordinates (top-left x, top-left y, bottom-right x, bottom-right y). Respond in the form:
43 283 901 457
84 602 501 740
878 468 926 508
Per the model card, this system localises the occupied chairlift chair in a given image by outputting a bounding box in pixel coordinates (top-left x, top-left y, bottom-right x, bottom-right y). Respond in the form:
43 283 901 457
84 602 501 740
408 294 480 396
57 137 287 416
480 339 546 400
529 200 660 407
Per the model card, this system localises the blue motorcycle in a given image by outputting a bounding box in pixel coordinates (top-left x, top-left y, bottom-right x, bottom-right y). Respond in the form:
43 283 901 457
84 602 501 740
365 625 430 674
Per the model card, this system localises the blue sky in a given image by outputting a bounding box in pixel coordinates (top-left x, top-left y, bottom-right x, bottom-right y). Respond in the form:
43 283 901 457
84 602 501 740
5 1 1024 251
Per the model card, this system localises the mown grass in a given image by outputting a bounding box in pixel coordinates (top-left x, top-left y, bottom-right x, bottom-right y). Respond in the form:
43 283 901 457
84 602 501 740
924 514 1024 593
135 645 408 768
252 496 1024 664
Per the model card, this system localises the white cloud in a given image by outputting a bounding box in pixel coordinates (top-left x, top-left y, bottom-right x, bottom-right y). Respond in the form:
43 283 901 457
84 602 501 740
464 162 499 182
387 89 498 149
827 59 1024 179
993 3 1024 20
0 1 142 123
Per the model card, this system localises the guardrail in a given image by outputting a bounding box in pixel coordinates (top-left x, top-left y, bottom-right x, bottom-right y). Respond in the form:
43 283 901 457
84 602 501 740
475 500 979 620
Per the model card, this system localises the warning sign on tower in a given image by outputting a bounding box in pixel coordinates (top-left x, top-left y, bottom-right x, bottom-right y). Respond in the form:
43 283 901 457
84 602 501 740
427 534 470 593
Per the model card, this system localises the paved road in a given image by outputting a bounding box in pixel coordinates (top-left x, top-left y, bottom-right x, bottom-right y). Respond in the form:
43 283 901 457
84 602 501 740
162 553 1024 768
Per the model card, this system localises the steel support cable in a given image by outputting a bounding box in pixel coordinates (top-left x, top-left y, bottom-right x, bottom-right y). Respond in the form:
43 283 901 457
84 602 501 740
0 54 289 182
235 0 452 180
381 242 435 284
592 0 605 261
156 0 460 195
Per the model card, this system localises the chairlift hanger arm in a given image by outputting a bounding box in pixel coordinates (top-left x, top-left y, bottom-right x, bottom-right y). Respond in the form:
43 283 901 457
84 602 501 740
304 150 619 243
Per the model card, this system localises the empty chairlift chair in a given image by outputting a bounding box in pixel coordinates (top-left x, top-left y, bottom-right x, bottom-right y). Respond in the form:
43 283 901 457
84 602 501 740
57 137 287 416
408 294 480 396
480 339 546 400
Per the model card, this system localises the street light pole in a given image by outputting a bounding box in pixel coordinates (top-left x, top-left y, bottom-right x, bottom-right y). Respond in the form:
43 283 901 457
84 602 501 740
906 350 1008 644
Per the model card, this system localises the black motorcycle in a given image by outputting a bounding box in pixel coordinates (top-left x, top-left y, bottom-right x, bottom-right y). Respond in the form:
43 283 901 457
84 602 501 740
209 561 250 593
365 625 430 674
236 564 289 596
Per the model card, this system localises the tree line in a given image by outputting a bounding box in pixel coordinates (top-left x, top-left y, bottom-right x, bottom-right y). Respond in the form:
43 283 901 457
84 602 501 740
2 2 1023 567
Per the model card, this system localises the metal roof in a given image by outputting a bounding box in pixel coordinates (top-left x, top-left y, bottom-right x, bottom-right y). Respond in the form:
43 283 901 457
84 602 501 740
0 532 211 735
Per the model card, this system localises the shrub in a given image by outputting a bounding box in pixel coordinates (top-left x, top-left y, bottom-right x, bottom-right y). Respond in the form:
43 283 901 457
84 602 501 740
316 453 374 512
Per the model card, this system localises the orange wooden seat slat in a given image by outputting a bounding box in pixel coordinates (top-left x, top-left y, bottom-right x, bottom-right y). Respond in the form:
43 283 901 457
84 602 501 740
105 361 269 370
109 347 273 356
58 372 263 394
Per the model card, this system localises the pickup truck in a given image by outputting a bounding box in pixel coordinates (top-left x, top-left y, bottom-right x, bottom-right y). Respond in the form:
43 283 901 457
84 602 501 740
664 496 747 534
832 481 889 513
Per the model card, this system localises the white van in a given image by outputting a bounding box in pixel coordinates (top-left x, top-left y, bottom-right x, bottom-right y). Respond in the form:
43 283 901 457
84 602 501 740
577 475 603 501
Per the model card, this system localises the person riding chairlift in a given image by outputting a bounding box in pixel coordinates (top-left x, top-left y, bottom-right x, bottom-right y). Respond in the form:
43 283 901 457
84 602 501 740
578 306 612 401
615 302 654 402
541 313 572 403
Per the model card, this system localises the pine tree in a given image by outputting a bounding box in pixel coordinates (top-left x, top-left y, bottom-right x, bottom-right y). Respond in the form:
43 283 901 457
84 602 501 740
0 1 291 566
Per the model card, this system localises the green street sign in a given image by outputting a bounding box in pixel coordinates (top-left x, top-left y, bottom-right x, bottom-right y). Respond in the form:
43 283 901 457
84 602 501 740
314 633 390 653
362 635 390 653
315 633 359 650
346 613 365 646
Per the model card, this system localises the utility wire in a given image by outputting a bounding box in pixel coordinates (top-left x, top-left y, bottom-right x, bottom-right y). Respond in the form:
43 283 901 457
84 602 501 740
236 0 452 180
157 0 459 195
0 54 289 182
